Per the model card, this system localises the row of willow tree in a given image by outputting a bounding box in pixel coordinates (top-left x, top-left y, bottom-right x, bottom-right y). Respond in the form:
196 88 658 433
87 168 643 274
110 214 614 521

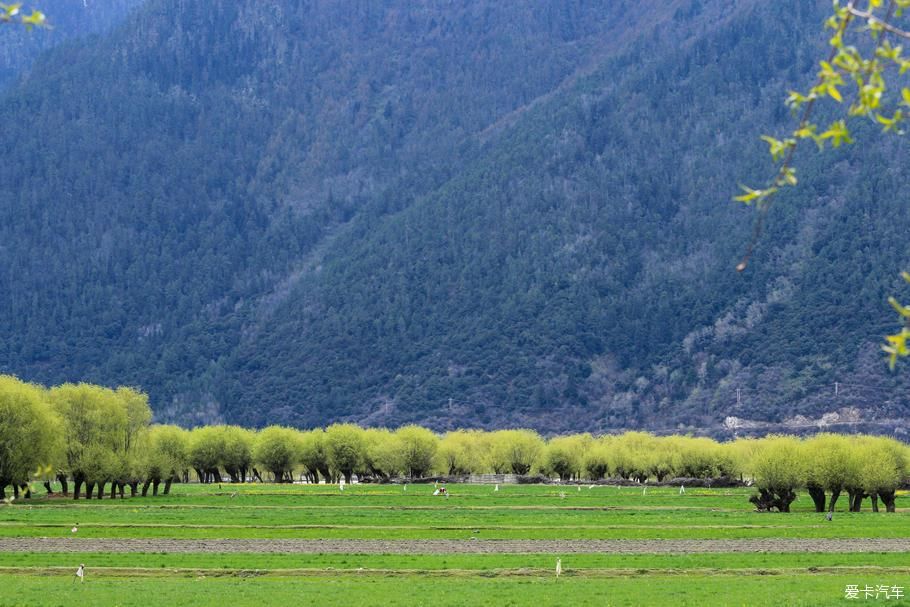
0 376 906 512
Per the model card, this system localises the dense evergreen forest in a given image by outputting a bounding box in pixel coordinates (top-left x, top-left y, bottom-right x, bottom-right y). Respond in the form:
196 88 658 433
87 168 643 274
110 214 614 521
2 0 909 434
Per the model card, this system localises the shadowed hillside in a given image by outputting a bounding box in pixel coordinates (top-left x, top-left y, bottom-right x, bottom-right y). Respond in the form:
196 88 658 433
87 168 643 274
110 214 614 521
2 0 909 434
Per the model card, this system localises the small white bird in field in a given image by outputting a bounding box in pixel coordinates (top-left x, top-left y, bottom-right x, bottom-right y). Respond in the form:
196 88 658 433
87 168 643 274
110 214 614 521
555 558 562 580
494 484 499 492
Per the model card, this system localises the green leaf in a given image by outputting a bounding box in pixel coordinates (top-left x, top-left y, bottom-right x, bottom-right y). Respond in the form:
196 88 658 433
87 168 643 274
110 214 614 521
876 110 904 133
21 9 45 29
785 90 812 109
760 135 795 162
782 167 797 186
888 296 910 317
819 120 852 147
733 185 762 203
2 4 22 18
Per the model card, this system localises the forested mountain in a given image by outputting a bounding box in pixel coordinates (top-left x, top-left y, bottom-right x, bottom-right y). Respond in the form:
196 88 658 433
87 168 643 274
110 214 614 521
2 0 909 435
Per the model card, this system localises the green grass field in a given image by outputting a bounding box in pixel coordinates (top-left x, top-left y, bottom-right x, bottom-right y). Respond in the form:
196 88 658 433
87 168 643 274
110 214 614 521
1 483 908 605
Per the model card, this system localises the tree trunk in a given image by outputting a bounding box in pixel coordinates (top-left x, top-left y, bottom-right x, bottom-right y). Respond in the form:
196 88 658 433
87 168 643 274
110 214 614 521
96 482 105 500
129 481 138 497
85 482 95 500
43 481 53 495
212 469 223 484
240 466 247 483
871 493 879 513
848 490 865 512
141 479 152 497
252 468 263 483
880 490 896 512
344 471 353 484
194 468 204 483
152 480 160 496
807 484 826 512
164 478 173 495
750 489 774 511
20 484 31 499
12 484 19 499
778 488 796 512
750 488 796 512
110 482 118 499
73 478 83 500
828 488 841 512
58 474 69 496
0 484 5 501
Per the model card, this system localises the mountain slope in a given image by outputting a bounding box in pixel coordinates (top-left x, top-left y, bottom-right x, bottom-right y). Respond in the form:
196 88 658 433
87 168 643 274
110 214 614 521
227 0 886 431
3 0 910 434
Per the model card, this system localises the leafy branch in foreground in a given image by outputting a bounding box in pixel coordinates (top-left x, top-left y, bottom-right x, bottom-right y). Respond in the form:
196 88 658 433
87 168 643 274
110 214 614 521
736 0 910 367
0 3 46 29
884 271 910 368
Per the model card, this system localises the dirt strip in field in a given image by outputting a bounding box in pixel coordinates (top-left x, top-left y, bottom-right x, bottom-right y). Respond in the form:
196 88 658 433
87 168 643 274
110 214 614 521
1 538 909 554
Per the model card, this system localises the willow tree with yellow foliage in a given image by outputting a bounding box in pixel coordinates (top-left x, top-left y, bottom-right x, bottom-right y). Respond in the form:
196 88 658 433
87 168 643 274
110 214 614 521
49 383 152 499
0 376 59 501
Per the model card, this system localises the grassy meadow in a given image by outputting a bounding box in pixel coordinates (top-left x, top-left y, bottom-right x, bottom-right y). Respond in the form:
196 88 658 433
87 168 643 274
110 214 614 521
0 482 908 606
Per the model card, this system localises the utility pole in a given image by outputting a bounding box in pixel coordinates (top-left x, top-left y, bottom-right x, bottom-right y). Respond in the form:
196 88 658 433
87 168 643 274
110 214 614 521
835 382 839 396
736 388 741 407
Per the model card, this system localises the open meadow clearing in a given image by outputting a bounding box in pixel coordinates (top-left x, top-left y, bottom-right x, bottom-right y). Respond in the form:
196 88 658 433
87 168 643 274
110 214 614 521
0 483 908 606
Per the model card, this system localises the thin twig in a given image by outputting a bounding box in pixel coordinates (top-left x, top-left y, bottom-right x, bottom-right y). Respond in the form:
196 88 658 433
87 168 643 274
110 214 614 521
846 6 910 40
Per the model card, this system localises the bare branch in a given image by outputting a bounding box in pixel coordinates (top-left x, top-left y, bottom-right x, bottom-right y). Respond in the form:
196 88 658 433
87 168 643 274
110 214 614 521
846 6 910 40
